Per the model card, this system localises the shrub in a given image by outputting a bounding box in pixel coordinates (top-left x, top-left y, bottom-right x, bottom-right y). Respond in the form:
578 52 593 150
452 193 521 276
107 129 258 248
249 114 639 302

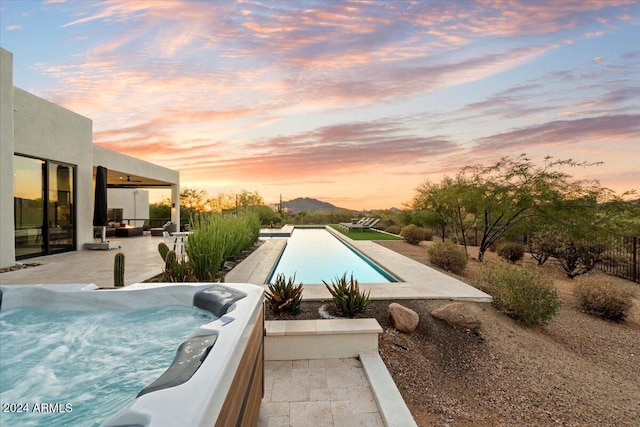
555 239 606 279
488 238 505 252
427 241 468 274
497 242 525 263
186 211 261 281
529 231 562 266
385 225 402 235
162 250 196 282
323 273 370 318
266 273 303 315
480 263 561 326
574 277 633 322
400 224 425 245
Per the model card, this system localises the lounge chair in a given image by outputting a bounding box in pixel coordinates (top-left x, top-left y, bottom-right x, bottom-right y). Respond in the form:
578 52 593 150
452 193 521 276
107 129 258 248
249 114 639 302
341 218 381 232
338 217 367 231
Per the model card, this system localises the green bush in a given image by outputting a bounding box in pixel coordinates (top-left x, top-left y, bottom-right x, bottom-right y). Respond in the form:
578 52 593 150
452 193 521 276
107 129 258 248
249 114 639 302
497 242 525 263
400 224 425 245
323 273 370 318
385 225 402 235
480 263 561 326
427 241 468 274
186 211 260 281
266 273 303 315
574 277 633 322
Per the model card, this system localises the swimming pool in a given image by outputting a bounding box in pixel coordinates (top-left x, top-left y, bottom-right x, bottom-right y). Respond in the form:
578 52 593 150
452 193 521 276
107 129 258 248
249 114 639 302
268 227 398 284
0 282 264 427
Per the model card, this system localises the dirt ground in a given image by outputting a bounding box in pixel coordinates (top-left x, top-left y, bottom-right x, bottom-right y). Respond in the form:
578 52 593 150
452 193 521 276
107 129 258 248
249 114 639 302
266 240 640 427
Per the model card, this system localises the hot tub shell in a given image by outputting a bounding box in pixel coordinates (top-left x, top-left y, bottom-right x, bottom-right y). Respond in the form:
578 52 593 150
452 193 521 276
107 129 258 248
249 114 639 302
0 282 265 427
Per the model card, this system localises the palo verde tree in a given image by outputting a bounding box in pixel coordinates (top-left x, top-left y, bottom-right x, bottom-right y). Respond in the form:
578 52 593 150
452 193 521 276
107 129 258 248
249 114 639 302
411 154 615 262
460 155 609 262
410 175 480 249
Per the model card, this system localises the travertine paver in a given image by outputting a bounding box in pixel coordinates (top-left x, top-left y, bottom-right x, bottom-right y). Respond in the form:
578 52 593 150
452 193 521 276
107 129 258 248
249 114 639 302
259 359 384 427
0 234 165 287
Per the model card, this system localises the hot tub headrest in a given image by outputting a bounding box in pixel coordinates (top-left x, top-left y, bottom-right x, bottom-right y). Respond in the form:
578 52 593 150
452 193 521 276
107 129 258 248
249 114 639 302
137 332 218 398
194 285 247 318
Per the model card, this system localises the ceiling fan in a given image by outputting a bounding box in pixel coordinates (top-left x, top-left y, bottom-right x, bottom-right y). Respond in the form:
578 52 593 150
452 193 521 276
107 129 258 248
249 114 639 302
121 175 143 183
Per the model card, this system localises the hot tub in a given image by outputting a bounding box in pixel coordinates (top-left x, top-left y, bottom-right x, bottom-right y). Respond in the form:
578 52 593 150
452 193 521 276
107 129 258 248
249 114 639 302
0 282 264 427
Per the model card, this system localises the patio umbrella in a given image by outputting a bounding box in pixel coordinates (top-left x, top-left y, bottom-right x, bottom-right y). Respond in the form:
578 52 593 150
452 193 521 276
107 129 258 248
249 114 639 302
93 166 109 242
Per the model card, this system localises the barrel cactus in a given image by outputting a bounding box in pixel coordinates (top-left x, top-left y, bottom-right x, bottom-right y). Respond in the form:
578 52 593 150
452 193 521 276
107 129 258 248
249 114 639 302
114 252 125 288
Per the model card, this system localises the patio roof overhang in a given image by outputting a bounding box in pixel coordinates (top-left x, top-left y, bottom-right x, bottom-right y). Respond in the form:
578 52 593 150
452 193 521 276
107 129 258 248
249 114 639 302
105 169 173 189
93 146 179 189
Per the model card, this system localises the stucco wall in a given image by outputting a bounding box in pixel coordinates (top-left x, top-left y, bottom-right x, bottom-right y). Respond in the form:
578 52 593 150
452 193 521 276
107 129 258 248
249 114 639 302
13 88 94 249
1 47 179 268
0 48 15 268
107 188 150 227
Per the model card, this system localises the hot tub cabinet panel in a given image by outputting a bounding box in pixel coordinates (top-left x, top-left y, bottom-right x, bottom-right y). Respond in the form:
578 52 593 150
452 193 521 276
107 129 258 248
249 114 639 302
215 305 264 427
0 282 264 427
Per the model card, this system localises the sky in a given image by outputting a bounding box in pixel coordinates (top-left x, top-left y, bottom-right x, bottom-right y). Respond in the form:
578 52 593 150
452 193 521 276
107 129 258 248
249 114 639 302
1 0 639 210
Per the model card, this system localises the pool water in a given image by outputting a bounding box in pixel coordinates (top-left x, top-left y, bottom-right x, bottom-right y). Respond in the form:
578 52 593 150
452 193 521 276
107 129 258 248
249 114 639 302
268 228 397 285
0 305 213 427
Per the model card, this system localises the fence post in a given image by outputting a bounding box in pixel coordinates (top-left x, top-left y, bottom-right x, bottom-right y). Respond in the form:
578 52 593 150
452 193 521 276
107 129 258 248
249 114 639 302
634 236 638 283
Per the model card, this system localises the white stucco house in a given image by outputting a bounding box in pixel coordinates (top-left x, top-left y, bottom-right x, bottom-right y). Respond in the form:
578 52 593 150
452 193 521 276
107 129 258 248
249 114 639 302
0 48 180 269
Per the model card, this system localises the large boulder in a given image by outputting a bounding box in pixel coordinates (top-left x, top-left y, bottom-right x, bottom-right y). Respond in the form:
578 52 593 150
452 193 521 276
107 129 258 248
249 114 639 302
387 303 419 333
431 302 481 330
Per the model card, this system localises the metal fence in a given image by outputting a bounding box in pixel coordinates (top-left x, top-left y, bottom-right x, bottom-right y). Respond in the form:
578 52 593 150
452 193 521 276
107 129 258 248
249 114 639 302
597 234 639 284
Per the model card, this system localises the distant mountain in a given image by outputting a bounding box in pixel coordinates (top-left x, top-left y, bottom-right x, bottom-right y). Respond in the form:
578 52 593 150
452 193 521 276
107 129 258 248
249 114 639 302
281 197 352 213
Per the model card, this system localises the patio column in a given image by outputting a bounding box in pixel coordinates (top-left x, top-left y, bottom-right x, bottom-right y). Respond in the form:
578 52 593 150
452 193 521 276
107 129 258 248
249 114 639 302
171 183 180 230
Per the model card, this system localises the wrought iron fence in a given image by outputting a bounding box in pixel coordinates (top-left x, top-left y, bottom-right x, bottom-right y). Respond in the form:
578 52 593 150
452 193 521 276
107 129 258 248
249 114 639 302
597 234 639 283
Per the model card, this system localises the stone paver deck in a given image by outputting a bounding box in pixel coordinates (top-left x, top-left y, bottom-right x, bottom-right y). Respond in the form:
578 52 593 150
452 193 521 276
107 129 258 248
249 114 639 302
261 358 384 427
0 234 165 287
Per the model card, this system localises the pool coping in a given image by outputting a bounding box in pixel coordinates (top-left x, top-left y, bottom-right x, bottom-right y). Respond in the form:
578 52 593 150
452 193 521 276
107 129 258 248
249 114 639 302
226 225 492 302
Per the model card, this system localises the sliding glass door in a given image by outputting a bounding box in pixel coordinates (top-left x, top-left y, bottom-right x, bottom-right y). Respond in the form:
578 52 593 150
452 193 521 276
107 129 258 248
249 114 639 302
14 155 76 259
48 162 74 253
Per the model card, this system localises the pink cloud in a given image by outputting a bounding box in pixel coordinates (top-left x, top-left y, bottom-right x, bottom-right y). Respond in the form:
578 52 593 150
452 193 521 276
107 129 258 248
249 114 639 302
472 114 640 151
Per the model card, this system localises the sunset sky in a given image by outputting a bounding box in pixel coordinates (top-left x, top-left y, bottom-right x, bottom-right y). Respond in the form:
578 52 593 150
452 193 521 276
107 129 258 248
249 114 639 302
1 0 639 210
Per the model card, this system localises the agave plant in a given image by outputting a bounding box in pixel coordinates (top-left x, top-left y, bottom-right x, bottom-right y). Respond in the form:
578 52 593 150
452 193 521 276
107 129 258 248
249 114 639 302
265 273 303 314
323 273 370 318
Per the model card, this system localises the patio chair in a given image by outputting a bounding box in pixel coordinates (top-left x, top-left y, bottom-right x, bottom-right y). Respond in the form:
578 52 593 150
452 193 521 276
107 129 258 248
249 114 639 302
338 217 368 231
342 218 381 232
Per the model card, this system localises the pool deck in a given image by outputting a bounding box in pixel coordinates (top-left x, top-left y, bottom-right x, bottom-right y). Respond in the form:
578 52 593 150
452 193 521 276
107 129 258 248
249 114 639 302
0 234 165 287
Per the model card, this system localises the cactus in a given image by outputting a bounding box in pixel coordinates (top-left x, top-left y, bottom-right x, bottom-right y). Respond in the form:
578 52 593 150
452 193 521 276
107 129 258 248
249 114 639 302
114 252 125 288
162 249 195 282
165 250 178 271
158 242 170 261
